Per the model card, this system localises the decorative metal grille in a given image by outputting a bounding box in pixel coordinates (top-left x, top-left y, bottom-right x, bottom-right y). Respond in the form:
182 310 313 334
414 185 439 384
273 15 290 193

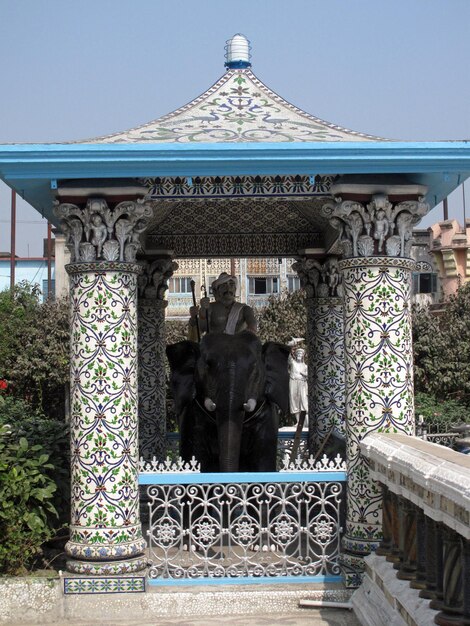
277 431 309 464
419 433 461 448
143 472 345 583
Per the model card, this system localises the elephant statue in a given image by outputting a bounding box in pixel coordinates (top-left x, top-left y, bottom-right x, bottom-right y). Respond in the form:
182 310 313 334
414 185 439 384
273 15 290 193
166 331 290 473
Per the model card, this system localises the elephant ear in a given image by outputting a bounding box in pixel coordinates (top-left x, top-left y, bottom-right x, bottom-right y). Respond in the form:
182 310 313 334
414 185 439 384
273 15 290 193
166 341 200 417
262 342 291 414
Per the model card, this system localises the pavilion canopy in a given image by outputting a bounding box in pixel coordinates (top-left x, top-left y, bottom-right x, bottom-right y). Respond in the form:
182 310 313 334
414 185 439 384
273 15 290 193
0 34 469 229
78 68 384 144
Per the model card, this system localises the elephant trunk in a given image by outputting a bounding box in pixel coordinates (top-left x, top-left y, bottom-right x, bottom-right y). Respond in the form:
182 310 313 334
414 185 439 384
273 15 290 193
218 417 243 472
217 363 244 473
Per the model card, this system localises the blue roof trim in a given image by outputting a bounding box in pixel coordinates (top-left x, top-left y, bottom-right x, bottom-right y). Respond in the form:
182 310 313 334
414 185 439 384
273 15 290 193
1 141 469 175
0 141 469 218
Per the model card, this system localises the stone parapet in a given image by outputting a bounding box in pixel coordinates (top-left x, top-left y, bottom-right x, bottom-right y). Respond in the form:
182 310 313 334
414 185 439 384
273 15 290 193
361 433 470 540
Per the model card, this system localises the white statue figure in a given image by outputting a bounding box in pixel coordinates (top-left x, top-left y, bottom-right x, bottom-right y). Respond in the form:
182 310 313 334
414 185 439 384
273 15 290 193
373 208 390 253
288 347 308 428
89 213 108 259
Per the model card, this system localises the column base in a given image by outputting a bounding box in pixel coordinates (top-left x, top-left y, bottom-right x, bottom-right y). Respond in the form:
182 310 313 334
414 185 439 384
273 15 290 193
434 612 470 626
340 552 365 588
66 525 146 561
66 555 148 576
340 532 381 588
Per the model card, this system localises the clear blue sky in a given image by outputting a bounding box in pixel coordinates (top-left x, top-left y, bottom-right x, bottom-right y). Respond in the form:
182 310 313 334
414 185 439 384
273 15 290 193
1 0 469 255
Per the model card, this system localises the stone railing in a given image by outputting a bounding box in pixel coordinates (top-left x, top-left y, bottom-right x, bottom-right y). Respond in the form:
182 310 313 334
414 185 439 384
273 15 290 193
356 433 470 626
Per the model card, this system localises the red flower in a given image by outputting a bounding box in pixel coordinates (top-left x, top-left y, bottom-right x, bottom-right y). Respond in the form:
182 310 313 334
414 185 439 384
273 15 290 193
0 380 7 391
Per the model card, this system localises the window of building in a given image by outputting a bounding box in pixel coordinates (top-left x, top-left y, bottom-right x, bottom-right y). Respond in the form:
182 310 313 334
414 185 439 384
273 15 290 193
248 276 279 295
287 275 300 292
412 272 437 294
206 276 217 295
169 277 193 294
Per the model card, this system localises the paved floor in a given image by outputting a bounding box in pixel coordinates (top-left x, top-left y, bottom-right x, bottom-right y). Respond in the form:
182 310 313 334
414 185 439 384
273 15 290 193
5 610 361 626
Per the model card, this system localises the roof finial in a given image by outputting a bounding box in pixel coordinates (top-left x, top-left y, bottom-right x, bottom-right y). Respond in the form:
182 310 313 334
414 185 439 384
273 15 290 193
225 34 251 69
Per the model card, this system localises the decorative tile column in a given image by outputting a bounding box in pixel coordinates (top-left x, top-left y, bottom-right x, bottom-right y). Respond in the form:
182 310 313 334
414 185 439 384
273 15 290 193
292 256 345 451
55 198 154 575
324 192 429 586
137 258 178 461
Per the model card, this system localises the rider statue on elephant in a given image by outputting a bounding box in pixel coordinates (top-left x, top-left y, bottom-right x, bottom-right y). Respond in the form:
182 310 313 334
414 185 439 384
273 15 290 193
188 272 257 339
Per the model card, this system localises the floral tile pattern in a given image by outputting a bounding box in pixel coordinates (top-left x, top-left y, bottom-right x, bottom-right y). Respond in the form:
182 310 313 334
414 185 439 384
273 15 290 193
138 299 167 460
81 70 383 144
65 263 146 572
310 297 345 444
64 576 146 594
339 257 415 561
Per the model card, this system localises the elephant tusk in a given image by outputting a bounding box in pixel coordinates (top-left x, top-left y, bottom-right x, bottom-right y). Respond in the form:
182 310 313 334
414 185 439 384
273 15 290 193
204 398 216 412
243 398 257 412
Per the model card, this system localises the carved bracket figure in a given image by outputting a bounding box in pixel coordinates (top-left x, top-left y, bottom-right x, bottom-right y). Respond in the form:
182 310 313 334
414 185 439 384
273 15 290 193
138 258 179 300
54 197 155 263
322 194 429 258
292 256 343 298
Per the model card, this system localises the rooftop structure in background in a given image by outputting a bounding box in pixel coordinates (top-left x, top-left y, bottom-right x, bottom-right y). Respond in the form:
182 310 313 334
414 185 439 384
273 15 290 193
429 218 470 298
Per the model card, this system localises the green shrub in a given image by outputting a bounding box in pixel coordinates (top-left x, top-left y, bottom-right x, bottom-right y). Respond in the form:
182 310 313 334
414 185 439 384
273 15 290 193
413 283 470 405
414 392 470 433
0 424 58 574
0 396 69 523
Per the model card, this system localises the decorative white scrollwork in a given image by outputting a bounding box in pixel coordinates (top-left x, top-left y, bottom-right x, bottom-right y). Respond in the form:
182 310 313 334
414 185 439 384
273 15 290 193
139 456 201 473
323 194 429 258
54 197 154 263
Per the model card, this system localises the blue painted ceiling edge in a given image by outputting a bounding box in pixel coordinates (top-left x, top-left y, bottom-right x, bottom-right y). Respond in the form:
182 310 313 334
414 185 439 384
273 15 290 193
0 141 469 224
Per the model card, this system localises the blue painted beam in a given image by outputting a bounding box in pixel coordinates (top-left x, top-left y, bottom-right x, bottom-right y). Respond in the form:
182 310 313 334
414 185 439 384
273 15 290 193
138 471 347 484
1 142 470 180
146 575 343 586
1 140 469 220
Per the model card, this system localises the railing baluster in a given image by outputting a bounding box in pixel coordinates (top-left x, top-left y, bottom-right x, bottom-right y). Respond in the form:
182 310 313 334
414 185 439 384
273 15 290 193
396 500 417 581
434 527 464 624
410 508 427 590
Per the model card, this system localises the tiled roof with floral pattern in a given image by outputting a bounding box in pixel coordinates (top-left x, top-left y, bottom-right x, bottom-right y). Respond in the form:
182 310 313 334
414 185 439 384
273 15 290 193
81 69 385 144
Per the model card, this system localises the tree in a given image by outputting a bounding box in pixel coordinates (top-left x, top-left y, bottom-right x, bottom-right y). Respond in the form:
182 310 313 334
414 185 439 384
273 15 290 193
257 290 307 345
0 283 70 419
413 282 470 404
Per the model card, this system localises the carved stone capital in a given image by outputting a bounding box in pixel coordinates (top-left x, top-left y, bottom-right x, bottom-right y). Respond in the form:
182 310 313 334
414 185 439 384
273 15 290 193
54 197 155 263
323 194 429 259
137 258 178 301
292 256 343 298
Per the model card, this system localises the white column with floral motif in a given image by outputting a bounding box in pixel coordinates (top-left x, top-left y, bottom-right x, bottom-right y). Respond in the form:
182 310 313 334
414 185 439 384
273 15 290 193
55 198 154 575
325 192 429 587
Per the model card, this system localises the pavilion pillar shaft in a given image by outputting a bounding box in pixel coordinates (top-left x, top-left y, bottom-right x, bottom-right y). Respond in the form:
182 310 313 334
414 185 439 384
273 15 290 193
309 296 345 445
339 255 415 585
65 262 146 574
55 198 155 575
137 258 178 461
324 192 429 587
293 257 345 452
138 300 167 460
